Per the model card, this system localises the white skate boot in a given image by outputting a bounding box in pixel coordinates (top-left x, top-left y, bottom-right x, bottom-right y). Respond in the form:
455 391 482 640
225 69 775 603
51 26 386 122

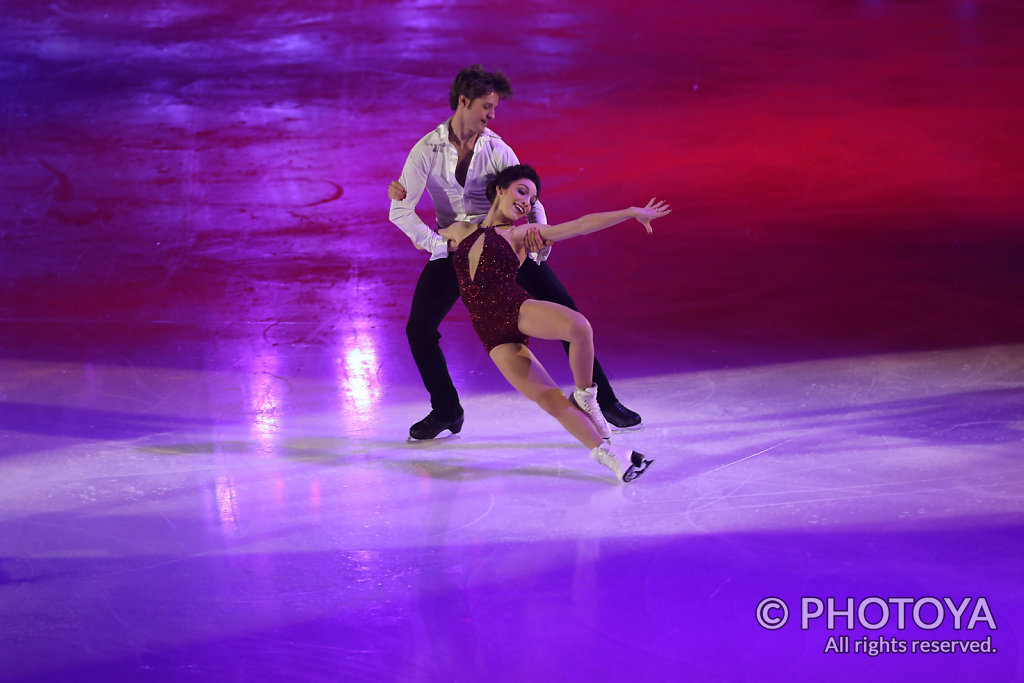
590 443 654 483
570 384 612 439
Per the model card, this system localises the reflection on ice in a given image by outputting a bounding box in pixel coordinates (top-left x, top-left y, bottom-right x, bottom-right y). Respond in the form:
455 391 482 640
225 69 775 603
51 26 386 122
337 320 382 428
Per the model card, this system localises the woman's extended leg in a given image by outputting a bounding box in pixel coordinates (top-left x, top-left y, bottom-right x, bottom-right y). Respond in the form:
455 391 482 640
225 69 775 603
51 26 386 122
489 342 654 483
488 343 603 449
515 299 593 391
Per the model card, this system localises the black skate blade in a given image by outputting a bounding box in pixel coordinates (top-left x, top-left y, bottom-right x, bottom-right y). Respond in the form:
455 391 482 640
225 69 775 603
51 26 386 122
622 458 654 483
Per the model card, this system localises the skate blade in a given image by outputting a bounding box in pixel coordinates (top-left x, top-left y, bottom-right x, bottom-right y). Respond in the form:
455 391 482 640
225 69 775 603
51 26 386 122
610 423 645 434
406 432 461 444
622 458 654 483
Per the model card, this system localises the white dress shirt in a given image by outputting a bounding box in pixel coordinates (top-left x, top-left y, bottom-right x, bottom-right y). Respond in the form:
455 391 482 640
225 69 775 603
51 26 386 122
389 120 549 261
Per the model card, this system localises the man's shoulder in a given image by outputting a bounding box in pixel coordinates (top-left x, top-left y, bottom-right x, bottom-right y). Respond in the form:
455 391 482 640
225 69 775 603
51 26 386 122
410 122 450 153
479 127 511 148
477 128 518 164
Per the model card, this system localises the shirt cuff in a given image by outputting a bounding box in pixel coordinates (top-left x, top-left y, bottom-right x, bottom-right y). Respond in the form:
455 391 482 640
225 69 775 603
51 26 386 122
530 245 553 263
429 235 451 261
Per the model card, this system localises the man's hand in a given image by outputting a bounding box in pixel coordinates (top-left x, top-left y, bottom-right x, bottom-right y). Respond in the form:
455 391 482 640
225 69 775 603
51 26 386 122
524 226 553 253
388 180 407 202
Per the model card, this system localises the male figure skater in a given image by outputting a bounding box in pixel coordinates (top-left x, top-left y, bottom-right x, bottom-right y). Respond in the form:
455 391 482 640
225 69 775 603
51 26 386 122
389 64 642 440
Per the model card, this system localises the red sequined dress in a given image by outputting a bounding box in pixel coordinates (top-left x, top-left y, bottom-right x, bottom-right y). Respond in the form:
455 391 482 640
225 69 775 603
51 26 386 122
452 225 533 352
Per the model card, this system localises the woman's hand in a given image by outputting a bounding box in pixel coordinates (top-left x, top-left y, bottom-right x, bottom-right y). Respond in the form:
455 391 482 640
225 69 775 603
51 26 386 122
388 180 407 201
632 199 672 234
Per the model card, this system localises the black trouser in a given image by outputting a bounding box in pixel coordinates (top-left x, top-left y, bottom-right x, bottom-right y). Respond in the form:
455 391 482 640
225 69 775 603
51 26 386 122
406 254 620 418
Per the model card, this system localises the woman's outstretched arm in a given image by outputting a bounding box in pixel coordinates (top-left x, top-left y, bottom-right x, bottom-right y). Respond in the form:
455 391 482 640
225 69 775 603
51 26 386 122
536 199 671 243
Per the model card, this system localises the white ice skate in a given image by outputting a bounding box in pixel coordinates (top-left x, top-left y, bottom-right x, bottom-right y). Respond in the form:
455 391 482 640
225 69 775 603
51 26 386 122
590 443 654 483
569 383 612 439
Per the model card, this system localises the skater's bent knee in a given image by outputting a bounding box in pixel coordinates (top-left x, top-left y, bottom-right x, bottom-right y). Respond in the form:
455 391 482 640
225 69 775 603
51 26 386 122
535 388 570 416
406 319 441 343
567 314 592 343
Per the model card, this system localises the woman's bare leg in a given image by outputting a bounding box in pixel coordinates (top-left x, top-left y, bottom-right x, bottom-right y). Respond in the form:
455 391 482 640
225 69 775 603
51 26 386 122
516 299 594 391
488 343 603 449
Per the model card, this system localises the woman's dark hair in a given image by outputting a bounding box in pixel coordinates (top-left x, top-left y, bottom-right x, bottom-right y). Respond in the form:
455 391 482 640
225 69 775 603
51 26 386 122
449 64 513 111
486 164 542 204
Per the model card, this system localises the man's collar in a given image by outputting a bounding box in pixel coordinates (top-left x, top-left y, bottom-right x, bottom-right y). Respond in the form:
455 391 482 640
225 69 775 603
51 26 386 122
433 118 500 145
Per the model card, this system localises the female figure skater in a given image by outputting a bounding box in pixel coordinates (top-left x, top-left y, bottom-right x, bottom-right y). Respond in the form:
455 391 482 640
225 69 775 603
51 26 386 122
438 164 670 482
